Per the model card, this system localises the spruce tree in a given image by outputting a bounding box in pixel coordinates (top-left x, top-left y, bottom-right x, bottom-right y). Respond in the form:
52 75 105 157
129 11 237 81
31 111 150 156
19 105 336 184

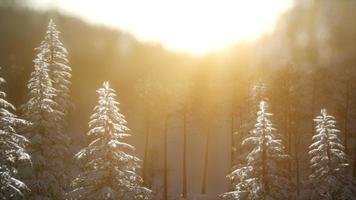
67 82 152 200
0 67 30 199
220 101 291 200
38 19 72 117
309 109 356 199
235 82 267 164
21 53 70 199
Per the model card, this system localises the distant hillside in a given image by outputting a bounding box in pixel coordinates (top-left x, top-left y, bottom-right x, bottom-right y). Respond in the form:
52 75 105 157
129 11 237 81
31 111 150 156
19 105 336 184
0 6 196 123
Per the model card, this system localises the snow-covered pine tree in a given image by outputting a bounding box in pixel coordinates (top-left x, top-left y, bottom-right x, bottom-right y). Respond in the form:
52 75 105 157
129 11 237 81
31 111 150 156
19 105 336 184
21 53 70 200
220 100 291 200
0 67 30 199
309 109 356 199
37 19 72 117
234 81 267 165
67 82 152 200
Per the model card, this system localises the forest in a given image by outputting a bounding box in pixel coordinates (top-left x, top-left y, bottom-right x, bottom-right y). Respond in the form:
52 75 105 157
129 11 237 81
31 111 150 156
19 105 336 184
1 0 356 200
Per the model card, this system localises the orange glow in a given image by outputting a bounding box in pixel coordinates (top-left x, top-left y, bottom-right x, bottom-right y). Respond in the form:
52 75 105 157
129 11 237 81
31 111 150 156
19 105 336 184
32 0 292 54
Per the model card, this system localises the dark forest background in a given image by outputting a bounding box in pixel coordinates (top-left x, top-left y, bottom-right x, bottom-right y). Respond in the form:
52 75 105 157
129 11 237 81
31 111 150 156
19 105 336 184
1 0 356 199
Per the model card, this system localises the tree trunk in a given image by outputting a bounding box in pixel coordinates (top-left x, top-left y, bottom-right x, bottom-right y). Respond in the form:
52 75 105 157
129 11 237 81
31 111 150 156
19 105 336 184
246 80 252 117
230 82 235 169
163 116 169 200
311 77 317 135
286 101 292 184
229 81 236 191
201 130 210 194
142 114 150 187
344 79 350 152
229 107 235 192
353 131 356 177
294 132 300 196
182 110 188 198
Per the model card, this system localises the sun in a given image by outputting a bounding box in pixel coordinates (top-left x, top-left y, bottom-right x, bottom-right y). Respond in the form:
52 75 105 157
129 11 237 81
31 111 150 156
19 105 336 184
34 0 292 55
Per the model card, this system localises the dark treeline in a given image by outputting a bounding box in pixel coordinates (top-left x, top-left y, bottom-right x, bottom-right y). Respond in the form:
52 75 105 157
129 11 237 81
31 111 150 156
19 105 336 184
1 0 356 199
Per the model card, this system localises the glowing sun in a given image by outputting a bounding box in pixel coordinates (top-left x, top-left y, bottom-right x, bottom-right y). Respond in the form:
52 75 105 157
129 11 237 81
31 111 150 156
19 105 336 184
33 0 292 54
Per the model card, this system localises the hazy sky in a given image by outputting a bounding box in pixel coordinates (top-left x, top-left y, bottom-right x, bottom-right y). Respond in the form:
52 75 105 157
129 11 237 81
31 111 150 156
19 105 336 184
31 0 292 54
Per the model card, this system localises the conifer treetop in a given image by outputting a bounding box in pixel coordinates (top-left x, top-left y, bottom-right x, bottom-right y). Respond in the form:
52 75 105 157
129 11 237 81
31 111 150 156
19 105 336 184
37 18 72 116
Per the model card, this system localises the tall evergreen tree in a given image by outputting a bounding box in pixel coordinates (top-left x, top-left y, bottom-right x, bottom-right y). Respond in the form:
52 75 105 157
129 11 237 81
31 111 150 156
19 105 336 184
0 67 30 199
67 82 152 200
21 53 70 199
38 19 72 116
220 101 291 200
234 82 267 169
308 109 356 199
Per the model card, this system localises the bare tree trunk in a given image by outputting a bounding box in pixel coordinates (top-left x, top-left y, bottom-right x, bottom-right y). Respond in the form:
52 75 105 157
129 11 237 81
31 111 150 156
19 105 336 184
182 110 188 199
229 106 235 192
286 101 292 185
344 79 350 152
294 130 300 196
230 81 236 169
163 116 169 200
229 80 236 192
201 130 210 194
142 114 150 187
246 80 252 117
353 134 356 177
311 77 317 135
